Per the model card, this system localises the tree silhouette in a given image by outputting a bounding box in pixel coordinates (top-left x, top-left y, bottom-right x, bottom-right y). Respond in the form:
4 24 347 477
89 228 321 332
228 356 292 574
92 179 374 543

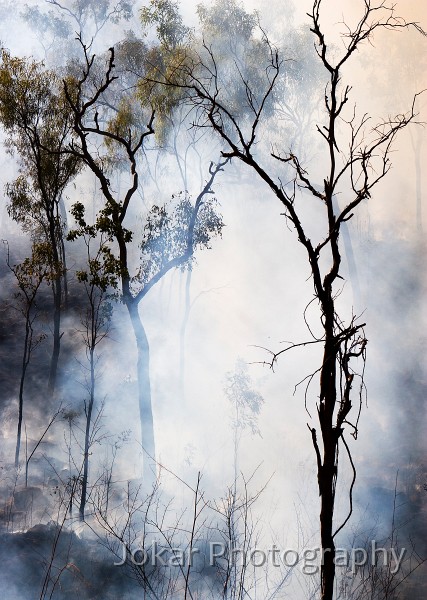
151 0 426 596
64 41 226 485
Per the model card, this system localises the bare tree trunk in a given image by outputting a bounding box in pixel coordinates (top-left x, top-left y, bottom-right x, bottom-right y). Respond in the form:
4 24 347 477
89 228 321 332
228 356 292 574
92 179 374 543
58 199 69 306
79 345 95 521
7 243 43 470
127 301 156 488
48 214 62 394
48 276 62 393
318 303 338 600
15 319 31 468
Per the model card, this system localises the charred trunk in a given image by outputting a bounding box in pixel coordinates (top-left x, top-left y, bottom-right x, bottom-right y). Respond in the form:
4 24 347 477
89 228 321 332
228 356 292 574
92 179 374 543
318 299 338 600
47 217 62 394
48 275 62 394
15 318 31 468
79 346 95 521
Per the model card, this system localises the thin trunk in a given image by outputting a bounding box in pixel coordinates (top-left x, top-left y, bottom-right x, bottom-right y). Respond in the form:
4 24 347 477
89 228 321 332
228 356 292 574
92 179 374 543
26 409 61 487
127 301 156 488
48 277 61 393
60 236 68 307
48 215 62 394
68 420 72 516
320 465 336 600
79 345 95 521
58 199 69 306
104 446 116 519
15 317 31 468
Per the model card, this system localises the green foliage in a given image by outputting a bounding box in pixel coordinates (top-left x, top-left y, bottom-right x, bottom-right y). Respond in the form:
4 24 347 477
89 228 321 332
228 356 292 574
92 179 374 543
140 0 191 48
136 1 194 144
22 0 134 52
105 95 151 165
5 176 65 276
96 205 133 244
116 30 149 78
5 176 34 232
196 0 275 123
107 97 139 139
0 51 52 132
68 202 123 292
76 251 119 293
12 241 58 293
109 3 194 148
197 0 257 41
193 197 224 250
137 45 189 145
67 0 134 26
0 50 80 232
134 192 224 289
135 49 190 145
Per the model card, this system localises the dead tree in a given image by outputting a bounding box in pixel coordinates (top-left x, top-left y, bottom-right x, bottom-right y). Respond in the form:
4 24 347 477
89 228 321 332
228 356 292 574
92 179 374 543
153 1 426 597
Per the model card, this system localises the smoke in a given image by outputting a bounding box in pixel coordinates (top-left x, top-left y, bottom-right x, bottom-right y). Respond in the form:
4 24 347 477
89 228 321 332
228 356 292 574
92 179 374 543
0 0 426 598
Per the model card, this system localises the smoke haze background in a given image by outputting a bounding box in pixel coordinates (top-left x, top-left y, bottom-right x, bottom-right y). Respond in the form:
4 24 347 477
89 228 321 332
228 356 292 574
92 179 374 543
0 1 426 598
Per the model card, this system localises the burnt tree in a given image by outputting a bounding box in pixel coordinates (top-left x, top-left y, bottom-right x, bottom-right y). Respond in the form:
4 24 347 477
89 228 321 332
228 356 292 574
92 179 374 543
152 0 426 596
